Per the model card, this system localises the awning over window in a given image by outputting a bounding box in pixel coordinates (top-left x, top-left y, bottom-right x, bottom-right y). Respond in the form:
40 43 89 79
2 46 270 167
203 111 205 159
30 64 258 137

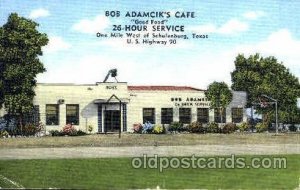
93 94 130 104
94 99 129 104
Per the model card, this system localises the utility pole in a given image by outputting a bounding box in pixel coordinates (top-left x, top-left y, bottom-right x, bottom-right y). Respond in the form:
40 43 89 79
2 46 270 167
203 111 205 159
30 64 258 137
262 95 278 135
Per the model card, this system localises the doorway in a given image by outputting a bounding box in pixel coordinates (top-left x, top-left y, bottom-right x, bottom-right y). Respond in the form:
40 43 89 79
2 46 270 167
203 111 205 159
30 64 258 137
104 110 120 132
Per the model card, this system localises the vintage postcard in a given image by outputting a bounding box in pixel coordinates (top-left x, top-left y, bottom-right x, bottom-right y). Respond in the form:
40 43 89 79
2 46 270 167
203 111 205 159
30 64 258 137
0 0 299 189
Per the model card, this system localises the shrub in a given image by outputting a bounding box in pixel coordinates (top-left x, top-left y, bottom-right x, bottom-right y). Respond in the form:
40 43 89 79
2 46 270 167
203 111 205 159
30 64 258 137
88 125 93 133
50 126 87 137
207 122 219 133
153 124 164 134
0 117 17 135
238 122 249 132
23 123 37 136
49 130 61 136
288 124 297 132
133 123 142 133
169 122 182 133
187 121 205 133
36 122 44 132
77 130 87 136
62 124 77 136
178 125 189 132
0 130 9 138
0 118 10 136
142 122 154 134
222 122 236 134
0 118 7 131
255 122 268 133
7 128 21 136
0 117 45 136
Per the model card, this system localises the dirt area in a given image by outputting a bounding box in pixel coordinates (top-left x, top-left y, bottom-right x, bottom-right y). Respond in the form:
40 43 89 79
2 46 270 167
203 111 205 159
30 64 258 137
0 144 299 159
0 133 299 148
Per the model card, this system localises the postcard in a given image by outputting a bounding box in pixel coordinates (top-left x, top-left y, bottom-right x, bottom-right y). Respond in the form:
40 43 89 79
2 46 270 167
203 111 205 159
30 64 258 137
0 0 299 189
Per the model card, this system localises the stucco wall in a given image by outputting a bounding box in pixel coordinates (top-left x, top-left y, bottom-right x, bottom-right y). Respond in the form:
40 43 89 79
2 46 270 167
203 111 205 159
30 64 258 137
0 82 247 133
34 82 129 133
127 90 247 131
127 90 210 131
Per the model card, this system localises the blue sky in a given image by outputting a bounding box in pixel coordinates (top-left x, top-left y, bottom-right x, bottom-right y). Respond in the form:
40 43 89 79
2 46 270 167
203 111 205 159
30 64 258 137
0 0 299 89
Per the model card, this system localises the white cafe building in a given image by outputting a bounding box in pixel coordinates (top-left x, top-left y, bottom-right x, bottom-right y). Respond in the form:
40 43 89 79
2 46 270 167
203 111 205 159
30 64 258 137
30 77 247 133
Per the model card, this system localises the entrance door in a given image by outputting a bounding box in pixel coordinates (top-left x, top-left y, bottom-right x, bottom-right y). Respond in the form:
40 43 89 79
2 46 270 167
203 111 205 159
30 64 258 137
104 110 120 132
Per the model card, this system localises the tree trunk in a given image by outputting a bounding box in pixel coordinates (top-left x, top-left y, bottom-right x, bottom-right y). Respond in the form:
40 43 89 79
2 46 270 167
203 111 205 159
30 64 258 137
262 112 271 129
19 114 23 136
220 107 223 123
5 109 11 129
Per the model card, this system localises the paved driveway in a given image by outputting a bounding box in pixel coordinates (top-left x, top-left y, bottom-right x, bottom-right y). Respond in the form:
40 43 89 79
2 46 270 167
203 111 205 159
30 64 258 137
0 144 299 159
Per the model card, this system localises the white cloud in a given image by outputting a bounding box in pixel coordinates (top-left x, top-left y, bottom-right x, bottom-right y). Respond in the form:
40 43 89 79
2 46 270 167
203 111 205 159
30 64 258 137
43 36 71 53
29 8 50 19
38 49 232 89
38 30 299 89
38 55 137 84
72 15 109 34
230 29 300 58
189 19 248 35
190 11 264 34
243 11 265 20
225 29 300 77
218 19 249 34
255 29 300 56
173 30 300 88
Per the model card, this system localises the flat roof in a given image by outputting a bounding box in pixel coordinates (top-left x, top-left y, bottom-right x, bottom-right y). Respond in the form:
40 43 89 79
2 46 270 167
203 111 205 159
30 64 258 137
37 82 127 86
128 86 205 91
37 83 205 91
36 83 247 93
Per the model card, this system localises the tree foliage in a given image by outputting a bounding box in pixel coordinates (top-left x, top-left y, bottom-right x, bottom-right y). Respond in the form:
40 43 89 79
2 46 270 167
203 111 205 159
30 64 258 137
205 81 233 108
0 13 48 127
205 81 233 123
231 53 300 123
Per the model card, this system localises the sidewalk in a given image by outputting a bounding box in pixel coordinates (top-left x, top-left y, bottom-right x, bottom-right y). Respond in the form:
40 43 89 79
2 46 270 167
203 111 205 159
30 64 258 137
0 144 299 159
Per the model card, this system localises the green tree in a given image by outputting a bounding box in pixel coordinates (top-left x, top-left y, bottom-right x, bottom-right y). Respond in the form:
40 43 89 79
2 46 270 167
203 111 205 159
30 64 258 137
231 53 300 124
0 13 48 131
205 81 233 123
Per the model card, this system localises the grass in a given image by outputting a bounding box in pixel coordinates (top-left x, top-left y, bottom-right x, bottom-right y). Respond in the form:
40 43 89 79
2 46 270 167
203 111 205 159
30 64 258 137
0 155 299 189
0 133 299 148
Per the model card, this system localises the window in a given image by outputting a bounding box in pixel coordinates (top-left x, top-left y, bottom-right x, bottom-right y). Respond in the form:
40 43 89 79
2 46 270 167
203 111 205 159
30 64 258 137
197 108 209 123
179 108 191 124
143 108 155 124
214 108 226 123
232 108 243 123
46 104 59 125
66 104 79 125
161 108 173 124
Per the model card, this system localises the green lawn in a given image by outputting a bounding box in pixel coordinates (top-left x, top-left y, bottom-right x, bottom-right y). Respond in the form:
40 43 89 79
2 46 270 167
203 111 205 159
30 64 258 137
0 155 299 189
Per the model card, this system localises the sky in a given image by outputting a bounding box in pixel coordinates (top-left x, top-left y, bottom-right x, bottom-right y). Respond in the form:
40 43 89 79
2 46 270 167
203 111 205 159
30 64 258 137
0 0 299 89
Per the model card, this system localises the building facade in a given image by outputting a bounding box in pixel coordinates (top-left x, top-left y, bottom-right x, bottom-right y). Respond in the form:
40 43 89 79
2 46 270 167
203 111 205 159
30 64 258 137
31 82 247 133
